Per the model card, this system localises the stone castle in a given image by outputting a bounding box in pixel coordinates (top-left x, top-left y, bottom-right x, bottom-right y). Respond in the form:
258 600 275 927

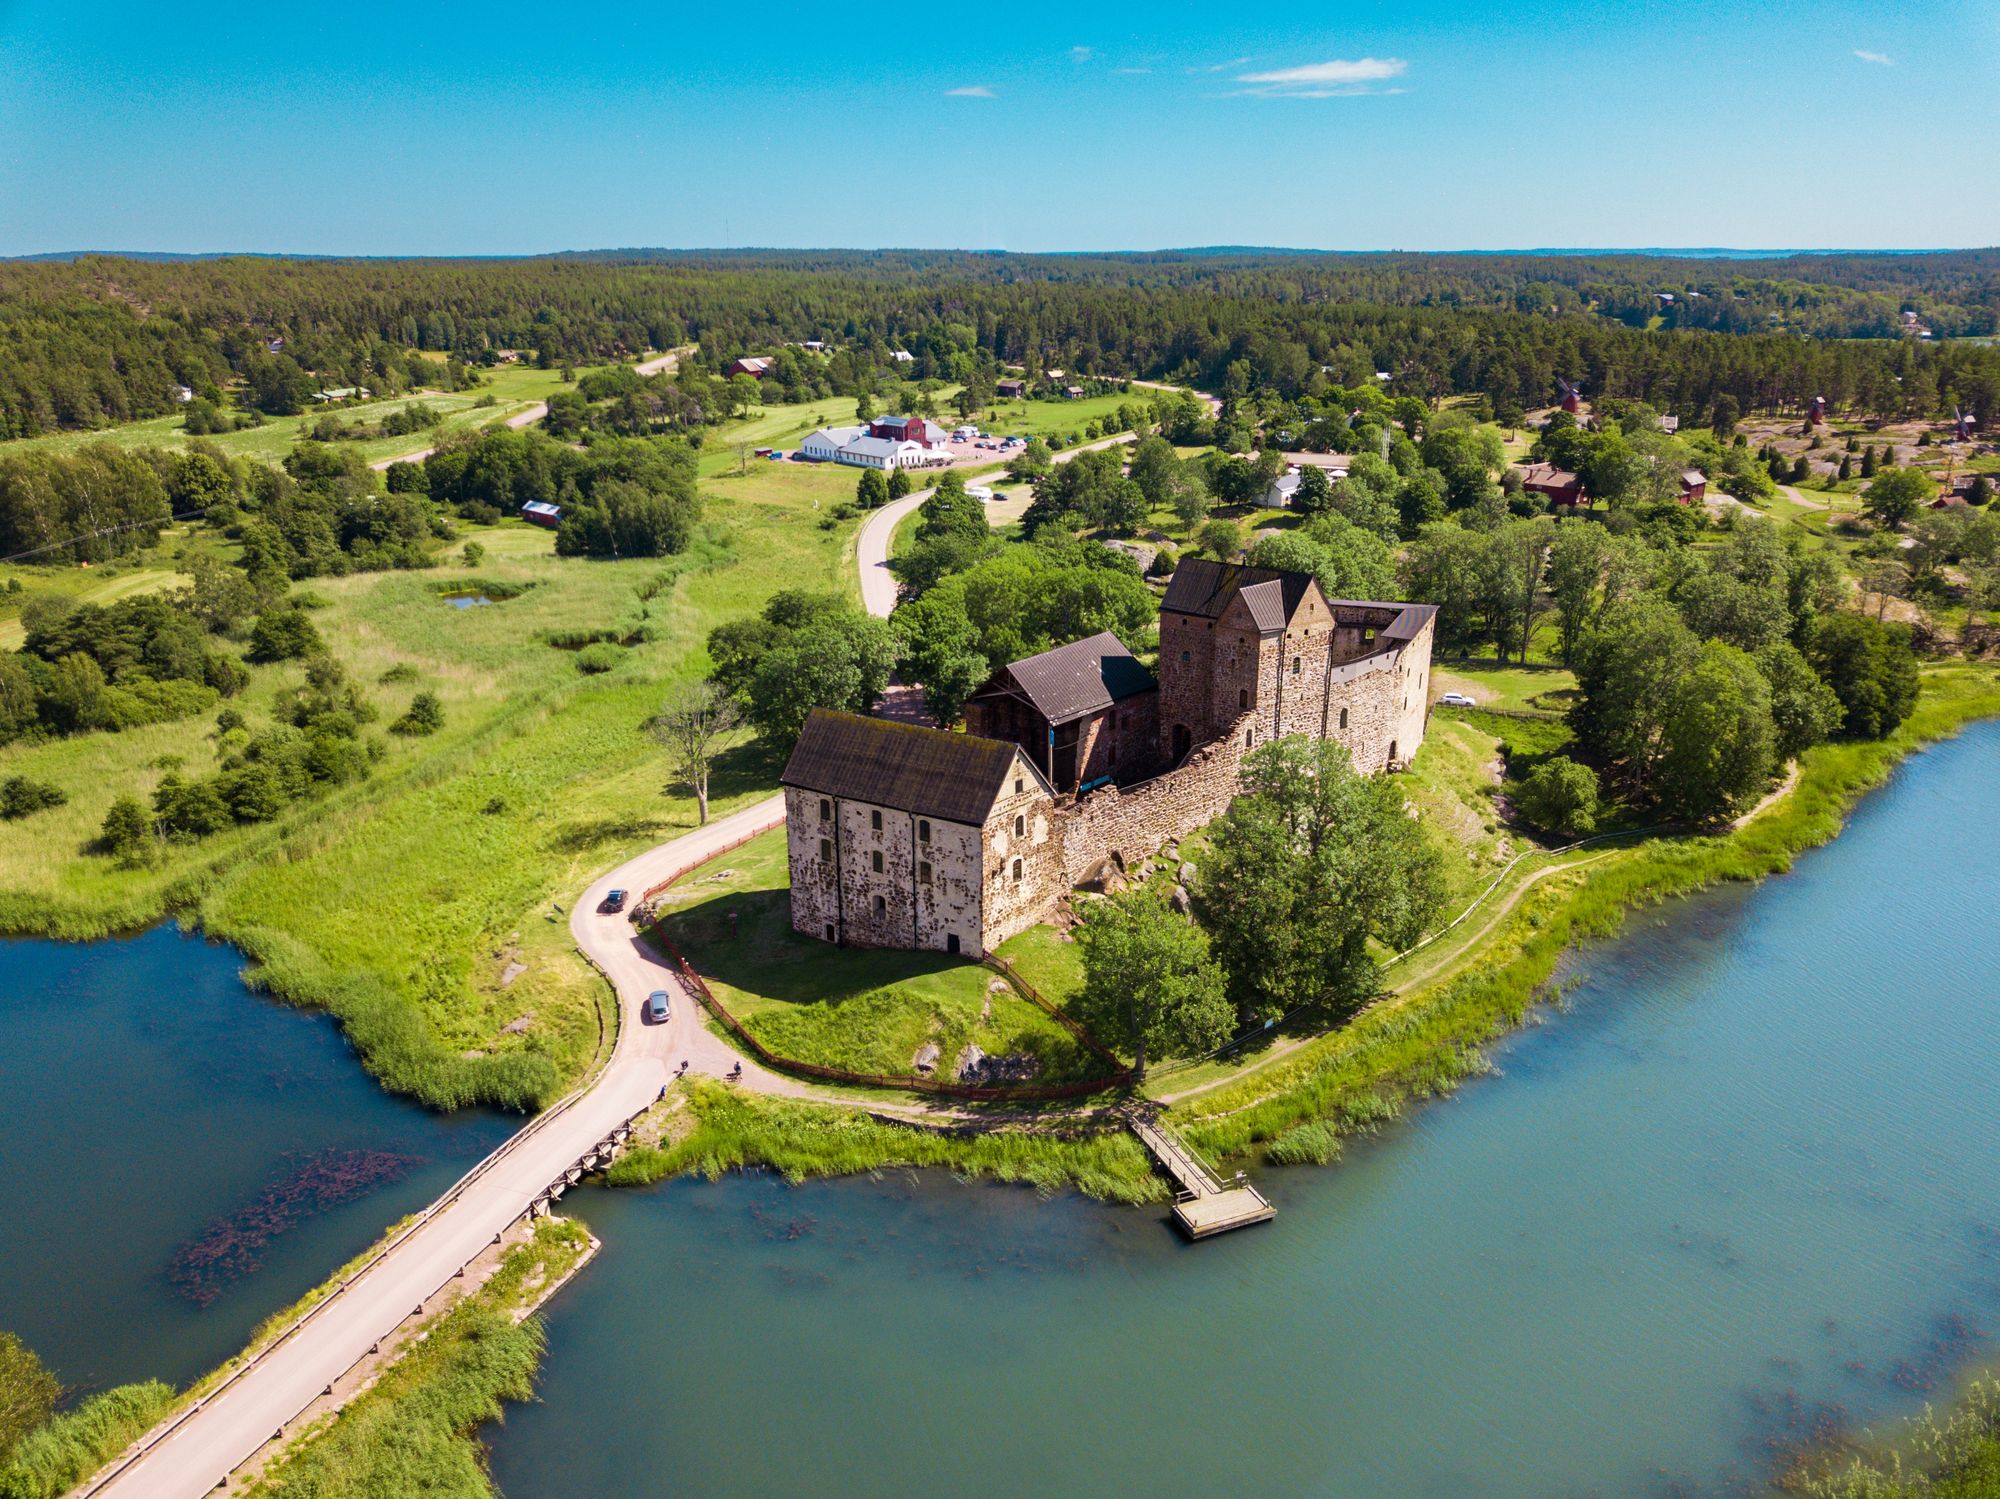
779 559 1437 954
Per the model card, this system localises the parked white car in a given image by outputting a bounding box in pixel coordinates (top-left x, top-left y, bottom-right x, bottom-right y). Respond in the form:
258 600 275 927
1438 691 1476 707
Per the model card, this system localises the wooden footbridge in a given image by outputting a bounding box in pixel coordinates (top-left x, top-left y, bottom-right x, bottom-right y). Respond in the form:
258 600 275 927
1123 1107 1275 1239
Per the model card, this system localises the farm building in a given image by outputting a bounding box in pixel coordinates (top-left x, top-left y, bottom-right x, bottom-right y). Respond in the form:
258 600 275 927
727 357 775 379
996 378 1027 399
1679 470 1708 504
1516 462 1584 507
520 501 563 529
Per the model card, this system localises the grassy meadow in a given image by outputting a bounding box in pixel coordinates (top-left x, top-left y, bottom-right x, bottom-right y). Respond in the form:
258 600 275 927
0 397 870 1108
0 364 575 468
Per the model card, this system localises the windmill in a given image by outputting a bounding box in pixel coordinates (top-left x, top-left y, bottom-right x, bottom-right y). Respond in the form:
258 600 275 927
1556 377 1583 415
1954 404 1977 443
1807 395 1827 427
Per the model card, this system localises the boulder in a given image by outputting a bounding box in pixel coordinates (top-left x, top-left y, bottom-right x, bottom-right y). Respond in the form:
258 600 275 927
1169 884 1192 916
1178 861 1198 887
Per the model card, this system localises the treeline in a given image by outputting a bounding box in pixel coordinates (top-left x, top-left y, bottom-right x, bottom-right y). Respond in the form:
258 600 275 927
5 251 1999 437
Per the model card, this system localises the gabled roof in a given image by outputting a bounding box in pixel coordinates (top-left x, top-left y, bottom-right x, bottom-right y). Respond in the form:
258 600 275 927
782 710 1038 825
839 436 908 459
1516 461 1580 489
803 425 865 447
1681 469 1708 486
1160 558 1314 627
980 631 1156 727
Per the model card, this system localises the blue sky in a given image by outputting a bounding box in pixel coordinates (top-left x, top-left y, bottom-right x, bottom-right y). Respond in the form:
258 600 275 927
1 0 1994 255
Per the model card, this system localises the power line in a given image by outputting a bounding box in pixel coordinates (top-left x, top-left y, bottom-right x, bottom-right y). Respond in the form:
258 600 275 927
0 508 209 568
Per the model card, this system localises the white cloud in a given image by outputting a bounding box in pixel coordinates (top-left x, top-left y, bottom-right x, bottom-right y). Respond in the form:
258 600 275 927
1189 56 1252 74
945 84 996 97
1070 45 1092 62
1230 56 1408 96
1114 66 1152 75
1853 49 1894 65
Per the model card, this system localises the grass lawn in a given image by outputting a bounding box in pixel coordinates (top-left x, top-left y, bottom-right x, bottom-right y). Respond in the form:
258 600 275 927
1432 658 1579 714
651 827 1103 1083
0 365 578 467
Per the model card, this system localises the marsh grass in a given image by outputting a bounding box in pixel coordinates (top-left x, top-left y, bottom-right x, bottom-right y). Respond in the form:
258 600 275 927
607 1083 1161 1203
0 1383 174 1499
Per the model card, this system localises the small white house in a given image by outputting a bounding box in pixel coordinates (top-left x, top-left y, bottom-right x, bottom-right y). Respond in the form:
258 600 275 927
1267 473 1302 507
890 350 915 364
174 385 195 404
799 426 865 462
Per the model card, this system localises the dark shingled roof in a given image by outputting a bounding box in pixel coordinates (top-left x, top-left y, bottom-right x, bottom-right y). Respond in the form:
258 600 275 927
1160 557 1315 630
988 631 1156 727
782 710 1032 826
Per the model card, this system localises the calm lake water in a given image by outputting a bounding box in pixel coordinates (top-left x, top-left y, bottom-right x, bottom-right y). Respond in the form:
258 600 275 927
486 721 2000 1499
0 926 510 1396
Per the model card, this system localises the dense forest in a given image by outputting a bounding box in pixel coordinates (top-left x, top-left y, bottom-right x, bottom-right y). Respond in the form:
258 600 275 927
3 249 1999 439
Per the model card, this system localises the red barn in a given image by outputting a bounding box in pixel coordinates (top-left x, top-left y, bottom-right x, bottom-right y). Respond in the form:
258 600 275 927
1807 395 1827 426
727 356 774 379
1679 469 1708 505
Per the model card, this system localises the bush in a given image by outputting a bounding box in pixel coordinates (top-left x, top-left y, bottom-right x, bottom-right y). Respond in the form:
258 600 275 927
1514 758 1600 838
391 691 444 736
574 642 623 674
98 796 151 862
0 777 66 820
247 608 323 663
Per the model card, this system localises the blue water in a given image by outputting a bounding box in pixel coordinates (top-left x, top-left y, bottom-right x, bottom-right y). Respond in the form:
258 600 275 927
485 723 2000 1498
0 926 510 1395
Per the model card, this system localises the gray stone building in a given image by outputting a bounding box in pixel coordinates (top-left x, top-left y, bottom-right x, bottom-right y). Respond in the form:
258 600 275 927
781 711 1061 955
782 563 1436 953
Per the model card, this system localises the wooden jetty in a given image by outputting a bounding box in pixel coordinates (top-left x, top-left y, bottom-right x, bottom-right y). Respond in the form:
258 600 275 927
1124 1108 1275 1239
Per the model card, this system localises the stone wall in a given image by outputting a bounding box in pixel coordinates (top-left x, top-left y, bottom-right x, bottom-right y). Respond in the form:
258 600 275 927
980 763 1064 950
1058 712 1256 889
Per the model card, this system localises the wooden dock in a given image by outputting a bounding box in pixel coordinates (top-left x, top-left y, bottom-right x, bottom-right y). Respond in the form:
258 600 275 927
1124 1108 1275 1239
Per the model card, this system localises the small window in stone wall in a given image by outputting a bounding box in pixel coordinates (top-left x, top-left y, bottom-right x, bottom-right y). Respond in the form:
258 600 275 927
871 850 883 874
819 798 831 821
919 860 932 884
1245 728 1255 747
1339 707 1349 729
1238 688 1248 709
819 838 831 861
1292 657 1301 675
1011 858 1023 882
1181 651 1191 664
1014 813 1025 837
873 895 886 916
870 809 882 832
918 819 930 843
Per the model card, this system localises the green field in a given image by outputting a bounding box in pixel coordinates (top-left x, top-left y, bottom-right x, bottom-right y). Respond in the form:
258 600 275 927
0 364 577 467
652 828 1103 1083
0 398 880 1107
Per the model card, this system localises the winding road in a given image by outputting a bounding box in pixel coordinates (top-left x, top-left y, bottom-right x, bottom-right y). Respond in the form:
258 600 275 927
82 385 1200 1499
